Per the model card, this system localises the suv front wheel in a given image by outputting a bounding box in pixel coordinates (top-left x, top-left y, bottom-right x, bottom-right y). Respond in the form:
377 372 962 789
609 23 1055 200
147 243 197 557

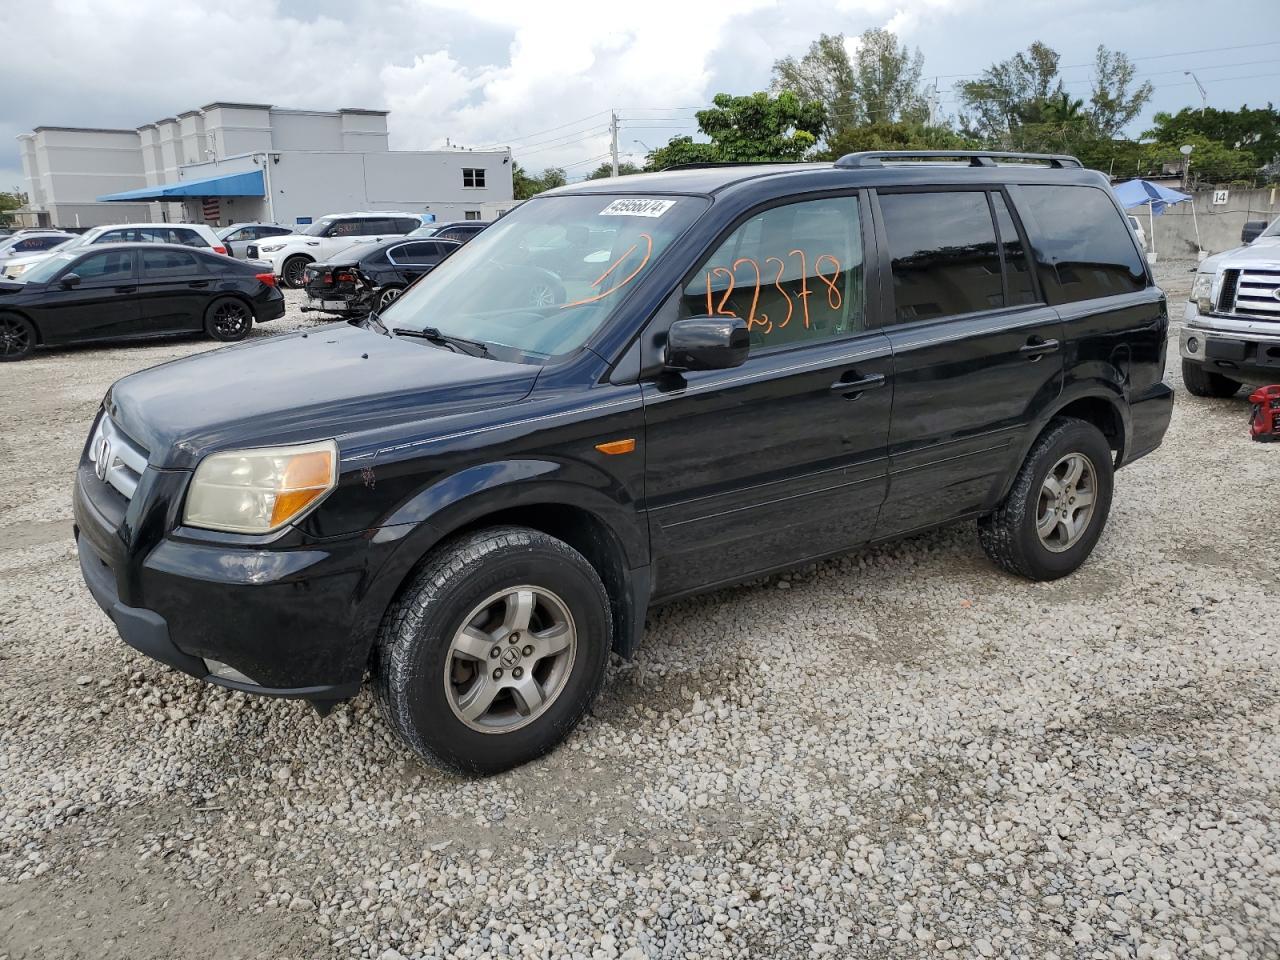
373 526 612 775
978 417 1114 581
281 255 312 289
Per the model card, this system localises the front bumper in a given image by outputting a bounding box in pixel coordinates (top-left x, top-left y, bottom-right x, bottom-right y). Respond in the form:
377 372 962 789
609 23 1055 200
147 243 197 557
1181 302 1280 384
73 459 367 705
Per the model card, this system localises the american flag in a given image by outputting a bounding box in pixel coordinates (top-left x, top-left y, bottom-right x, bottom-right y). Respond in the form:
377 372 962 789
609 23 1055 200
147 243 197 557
201 198 220 222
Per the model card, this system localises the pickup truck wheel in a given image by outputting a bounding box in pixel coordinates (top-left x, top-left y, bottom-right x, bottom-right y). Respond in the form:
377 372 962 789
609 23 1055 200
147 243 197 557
372 526 611 775
281 256 311 289
978 417 1114 581
203 297 254 342
0 312 36 361
1181 359 1240 398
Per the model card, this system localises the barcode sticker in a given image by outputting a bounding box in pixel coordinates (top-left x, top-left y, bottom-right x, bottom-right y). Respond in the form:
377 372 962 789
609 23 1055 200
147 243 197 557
599 198 676 218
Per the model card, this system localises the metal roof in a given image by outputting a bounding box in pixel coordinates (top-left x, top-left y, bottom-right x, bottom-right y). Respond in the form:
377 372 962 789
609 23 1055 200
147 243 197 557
97 169 265 202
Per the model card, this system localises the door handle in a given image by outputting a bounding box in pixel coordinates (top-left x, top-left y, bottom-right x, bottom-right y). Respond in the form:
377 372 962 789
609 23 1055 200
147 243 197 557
829 372 886 397
114 285 136 293
188 280 210 288
1020 337 1060 360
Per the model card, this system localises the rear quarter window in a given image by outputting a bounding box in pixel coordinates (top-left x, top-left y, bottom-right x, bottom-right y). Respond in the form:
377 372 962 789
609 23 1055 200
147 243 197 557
1017 185 1146 303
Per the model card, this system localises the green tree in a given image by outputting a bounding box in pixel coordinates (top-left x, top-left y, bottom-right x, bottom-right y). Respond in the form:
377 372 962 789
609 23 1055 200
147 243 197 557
1145 103 1280 170
586 161 643 179
814 121 975 161
958 41 1064 141
643 136 717 171
695 91 825 162
0 192 23 225
512 162 567 199
854 28 927 125
1088 46 1153 137
771 32 857 136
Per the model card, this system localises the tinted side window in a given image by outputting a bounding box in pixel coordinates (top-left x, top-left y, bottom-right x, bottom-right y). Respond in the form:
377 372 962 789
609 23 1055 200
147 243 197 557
172 228 209 247
327 220 361 237
679 195 864 350
362 218 397 235
73 250 133 280
880 191 1002 323
141 250 200 275
96 229 133 244
1018 185 1146 303
991 193 1037 306
395 218 421 233
389 242 438 264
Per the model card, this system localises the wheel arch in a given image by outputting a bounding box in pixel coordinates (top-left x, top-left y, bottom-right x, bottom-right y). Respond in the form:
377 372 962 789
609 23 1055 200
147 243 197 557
352 461 649 674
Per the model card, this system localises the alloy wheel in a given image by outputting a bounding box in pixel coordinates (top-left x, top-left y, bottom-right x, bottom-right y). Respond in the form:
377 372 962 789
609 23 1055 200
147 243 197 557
444 586 577 734
1036 452 1097 552
211 301 251 339
0 316 31 358
379 287 402 310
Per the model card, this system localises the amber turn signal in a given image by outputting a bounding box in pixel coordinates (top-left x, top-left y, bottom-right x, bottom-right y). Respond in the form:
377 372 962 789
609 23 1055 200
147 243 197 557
594 438 636 455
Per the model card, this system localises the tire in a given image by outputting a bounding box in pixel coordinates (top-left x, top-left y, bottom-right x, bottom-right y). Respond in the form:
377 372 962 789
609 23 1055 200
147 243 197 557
203 296 254 342
1181 359 1240 398
281 255 311 289
376 285 404 311
372 526 612 775
978 417 1114 581
0 312 36 362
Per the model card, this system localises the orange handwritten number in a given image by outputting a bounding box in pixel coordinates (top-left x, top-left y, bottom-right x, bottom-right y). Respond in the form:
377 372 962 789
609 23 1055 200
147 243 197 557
765 256 792 330
815 255 842 310
732 257 770 333
711 267 737 318
788 249 811 328
560 233 654 309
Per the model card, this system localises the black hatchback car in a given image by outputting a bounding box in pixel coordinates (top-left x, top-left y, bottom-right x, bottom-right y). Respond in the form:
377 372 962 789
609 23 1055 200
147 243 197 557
303 236 462 315
0 243 284 361
74 152 1172 774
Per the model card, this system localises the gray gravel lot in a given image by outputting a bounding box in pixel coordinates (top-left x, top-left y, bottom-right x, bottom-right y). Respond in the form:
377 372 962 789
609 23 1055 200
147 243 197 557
1 268 1278 960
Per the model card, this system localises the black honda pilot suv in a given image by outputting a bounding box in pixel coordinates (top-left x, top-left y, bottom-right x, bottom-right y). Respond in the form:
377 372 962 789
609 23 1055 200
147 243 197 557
74 152 1173 774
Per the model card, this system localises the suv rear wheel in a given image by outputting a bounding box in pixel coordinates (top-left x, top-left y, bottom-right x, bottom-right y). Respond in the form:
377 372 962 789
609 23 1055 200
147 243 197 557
373 526 611 775
1181 359 1240 398
978 417 1114 581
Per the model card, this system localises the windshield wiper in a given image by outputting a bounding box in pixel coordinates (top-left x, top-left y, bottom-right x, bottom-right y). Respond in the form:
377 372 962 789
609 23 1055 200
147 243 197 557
391 326 490 358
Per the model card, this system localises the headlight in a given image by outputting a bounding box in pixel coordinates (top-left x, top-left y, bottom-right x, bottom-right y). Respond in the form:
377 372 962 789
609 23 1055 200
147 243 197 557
184 440 337 534
1191 272 1214 313
258 243 286 253
7 263 27 277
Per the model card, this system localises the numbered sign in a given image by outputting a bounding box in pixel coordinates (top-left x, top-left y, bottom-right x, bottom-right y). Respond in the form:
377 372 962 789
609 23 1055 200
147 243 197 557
1212 189 1229 205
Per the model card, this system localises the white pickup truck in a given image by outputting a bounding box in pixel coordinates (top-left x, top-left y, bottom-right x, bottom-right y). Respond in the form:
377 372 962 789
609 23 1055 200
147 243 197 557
1180 217 1280 397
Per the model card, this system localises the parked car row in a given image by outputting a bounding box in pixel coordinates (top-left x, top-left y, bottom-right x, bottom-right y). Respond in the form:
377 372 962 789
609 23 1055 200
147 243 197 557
3 222 227 278
0 242 283 361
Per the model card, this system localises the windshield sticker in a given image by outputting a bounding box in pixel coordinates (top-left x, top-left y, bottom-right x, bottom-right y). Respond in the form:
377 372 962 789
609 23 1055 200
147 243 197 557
561 233 654 309
599 198 676 218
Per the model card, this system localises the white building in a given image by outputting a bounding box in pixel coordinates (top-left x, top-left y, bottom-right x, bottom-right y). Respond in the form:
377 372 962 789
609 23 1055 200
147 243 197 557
17 103 515 229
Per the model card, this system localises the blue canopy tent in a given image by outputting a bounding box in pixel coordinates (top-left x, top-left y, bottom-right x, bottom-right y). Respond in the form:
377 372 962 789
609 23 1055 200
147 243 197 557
1112 178 1201 261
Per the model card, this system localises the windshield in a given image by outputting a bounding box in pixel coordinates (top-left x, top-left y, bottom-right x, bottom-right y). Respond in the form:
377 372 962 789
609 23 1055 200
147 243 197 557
16 251 77 284
1260 218 1280 239
383 194 706 360
301 219 335 237
407 224 438 238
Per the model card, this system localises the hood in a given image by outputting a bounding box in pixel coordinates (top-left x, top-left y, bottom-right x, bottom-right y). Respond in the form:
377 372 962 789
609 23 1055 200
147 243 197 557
1200 236 1280 273
106 323 539 469
3 251 54 271
0 280 28 294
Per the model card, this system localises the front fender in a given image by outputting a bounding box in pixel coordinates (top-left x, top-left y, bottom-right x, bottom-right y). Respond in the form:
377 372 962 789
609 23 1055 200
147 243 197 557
345 457 648 665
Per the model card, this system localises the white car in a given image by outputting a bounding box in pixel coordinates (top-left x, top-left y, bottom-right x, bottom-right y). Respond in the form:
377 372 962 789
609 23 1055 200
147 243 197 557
246 212 424 288
0 230 76 269
216 222 295 260
2 222 228 278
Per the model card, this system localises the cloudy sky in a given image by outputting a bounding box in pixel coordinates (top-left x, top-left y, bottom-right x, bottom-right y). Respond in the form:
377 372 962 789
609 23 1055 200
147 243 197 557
2 0 1277 193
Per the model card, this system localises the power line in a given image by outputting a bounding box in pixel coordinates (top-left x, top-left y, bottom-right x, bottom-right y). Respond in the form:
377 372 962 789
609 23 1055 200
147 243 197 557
474 110 610 150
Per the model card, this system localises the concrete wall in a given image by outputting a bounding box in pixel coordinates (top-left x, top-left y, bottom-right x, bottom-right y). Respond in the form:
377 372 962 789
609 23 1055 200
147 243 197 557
1137 186 1280 258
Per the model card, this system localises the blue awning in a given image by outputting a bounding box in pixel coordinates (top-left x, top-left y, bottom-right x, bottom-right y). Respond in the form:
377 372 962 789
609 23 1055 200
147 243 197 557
97 169 264 202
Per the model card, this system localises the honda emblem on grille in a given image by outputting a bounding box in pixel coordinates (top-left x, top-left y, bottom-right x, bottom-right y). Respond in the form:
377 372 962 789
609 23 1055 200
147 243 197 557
93 434 111 481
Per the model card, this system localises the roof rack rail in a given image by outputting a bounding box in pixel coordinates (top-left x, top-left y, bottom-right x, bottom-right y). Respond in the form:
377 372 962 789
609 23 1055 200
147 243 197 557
834 150 1082 169
661 161 802 171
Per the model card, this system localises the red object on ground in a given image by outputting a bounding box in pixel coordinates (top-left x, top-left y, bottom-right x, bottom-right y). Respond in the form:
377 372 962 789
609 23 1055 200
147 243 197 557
1249 385 1280 442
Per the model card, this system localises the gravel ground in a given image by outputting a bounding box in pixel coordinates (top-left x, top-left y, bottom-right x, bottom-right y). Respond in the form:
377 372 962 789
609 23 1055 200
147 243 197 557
1 267 1277 960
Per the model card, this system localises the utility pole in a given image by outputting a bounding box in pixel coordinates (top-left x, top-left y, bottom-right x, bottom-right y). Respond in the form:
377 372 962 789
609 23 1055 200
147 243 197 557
610 111 619 177
1184 72 1207 114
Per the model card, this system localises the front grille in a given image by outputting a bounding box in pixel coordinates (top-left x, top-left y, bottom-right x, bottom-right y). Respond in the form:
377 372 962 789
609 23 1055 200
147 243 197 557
1217 269 1240 313
87 415 149 501
1231 268 1280 320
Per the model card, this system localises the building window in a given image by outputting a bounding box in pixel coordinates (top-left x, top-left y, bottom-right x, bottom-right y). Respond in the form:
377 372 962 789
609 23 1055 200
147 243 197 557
464 210 481 221
462 168 485 188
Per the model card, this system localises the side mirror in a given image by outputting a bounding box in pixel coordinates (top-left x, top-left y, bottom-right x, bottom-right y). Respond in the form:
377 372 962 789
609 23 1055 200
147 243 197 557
60 273 82 288
664 317 750 372
1242 220 1267 244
